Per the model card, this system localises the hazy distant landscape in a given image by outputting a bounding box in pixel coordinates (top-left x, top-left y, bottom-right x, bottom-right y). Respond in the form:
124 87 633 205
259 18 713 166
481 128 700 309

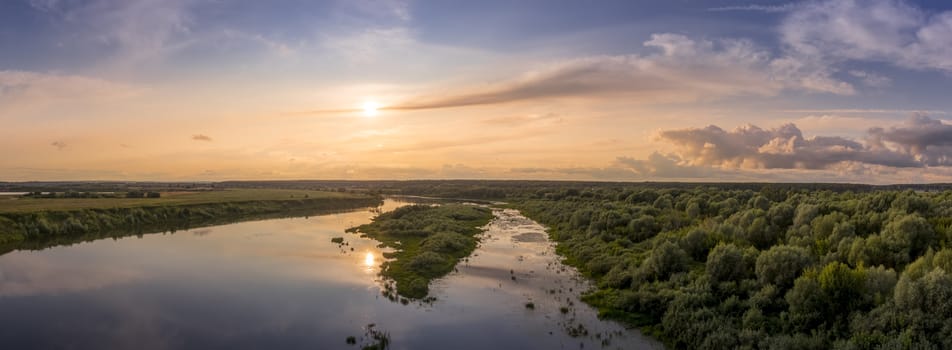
5 0 952 349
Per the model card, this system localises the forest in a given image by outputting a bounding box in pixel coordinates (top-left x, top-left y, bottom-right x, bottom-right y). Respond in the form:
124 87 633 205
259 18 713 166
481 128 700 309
495 186 952 349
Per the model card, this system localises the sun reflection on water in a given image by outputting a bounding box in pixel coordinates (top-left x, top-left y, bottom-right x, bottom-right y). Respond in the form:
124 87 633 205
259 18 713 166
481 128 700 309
364 252 375 269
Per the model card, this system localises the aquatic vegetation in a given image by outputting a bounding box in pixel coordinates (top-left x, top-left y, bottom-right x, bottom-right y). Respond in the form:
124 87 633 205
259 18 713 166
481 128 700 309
361 324 391 350
347 204 493 299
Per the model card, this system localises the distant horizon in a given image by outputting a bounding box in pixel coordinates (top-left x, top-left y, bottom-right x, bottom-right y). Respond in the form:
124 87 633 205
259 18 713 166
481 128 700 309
4 178 952 187
3 0 952 183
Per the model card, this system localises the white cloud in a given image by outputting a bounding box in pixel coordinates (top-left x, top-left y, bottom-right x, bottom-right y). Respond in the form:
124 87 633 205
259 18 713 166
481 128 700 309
781 0 952 72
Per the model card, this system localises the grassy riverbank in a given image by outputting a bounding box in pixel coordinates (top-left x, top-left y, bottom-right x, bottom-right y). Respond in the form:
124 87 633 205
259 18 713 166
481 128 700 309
347 204 493 299
0 189 381 246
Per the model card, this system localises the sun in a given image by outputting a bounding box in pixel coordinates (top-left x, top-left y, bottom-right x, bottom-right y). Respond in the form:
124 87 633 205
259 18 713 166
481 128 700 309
361 101 379 117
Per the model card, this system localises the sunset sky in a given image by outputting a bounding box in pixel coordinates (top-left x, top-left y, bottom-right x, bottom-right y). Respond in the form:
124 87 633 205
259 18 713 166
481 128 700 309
3 0 952 183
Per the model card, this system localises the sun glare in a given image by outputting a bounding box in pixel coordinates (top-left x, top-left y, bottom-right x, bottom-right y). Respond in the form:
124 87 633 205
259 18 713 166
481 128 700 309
361 101 379 117
364 251 375 268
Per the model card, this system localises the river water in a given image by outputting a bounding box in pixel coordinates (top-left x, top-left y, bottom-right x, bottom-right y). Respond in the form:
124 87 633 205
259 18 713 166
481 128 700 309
0 199 661 349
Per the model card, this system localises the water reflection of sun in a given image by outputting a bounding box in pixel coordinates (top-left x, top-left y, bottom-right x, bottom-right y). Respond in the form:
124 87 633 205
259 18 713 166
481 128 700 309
364 252 375 269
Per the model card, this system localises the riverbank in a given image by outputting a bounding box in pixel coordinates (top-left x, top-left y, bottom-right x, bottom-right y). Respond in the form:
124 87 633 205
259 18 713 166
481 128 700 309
0 189 382 246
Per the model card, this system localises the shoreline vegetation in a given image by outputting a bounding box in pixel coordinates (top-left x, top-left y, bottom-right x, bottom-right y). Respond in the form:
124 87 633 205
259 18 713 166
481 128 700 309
347 204 493 299
0 189 382 252
508 187 952 349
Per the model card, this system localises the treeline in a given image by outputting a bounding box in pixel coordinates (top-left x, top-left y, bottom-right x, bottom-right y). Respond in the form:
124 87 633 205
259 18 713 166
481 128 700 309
220 180 952 199
348 204 493 299
19 191 159 199
0 196 382 247
506 187 952 349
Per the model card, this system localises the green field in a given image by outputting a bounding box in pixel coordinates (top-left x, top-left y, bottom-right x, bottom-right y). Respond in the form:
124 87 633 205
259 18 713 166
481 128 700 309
0 189 382 247
0 189 360 213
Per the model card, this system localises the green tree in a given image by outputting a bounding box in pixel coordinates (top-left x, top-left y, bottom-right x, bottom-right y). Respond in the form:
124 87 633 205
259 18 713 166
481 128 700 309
756 245 814 289
706 243 755 284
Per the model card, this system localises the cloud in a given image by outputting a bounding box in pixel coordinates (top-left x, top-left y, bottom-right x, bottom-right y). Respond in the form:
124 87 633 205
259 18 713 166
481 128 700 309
789 115 890 135
28 0 61 12
779 108 948 115
708 3 800 13
848 70 892 87
0 70 138 106
655 117 952 170
480 113 561 126
31 0 196 68
781 0 952 72
50 141 67 150
868 115 952 166
385 33 854 111
322 27 414 63
615 152 726 178
192 134 212 141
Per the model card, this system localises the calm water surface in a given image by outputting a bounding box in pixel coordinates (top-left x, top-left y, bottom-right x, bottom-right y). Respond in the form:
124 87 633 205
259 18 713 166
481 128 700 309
0 199 661 349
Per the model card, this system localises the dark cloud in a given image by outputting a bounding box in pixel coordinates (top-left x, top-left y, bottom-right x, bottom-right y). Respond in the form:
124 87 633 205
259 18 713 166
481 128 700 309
868 115 952 166
50 141 67 150
192 134 213 142
380 33 853 112
656 118 952 170
388 60 670 110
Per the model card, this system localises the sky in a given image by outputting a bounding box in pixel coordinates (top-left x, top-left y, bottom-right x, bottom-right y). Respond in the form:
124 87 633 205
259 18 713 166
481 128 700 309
2 0 952 183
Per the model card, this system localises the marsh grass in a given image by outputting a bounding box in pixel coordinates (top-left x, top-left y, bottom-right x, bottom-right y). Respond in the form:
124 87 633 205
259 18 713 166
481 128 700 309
0 190 381 248
347 204 493 299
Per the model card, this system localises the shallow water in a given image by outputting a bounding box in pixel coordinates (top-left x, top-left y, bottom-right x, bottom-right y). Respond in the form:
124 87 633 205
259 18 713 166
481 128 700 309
0 200 661 349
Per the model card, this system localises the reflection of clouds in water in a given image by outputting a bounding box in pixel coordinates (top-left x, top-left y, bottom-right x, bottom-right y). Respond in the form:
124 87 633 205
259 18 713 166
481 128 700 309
0 254 142 297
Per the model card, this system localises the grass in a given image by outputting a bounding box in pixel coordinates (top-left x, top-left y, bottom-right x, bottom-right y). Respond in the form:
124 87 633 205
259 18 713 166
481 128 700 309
0 189 361 214
347 204 493 299
0 189 382 246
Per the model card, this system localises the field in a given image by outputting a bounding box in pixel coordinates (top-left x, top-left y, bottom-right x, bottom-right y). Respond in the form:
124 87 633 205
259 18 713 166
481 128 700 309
0 189 361 213
0 188 382 247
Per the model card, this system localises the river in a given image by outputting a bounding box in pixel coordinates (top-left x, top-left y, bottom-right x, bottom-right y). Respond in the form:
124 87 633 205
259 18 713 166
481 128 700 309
0 199 661 349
